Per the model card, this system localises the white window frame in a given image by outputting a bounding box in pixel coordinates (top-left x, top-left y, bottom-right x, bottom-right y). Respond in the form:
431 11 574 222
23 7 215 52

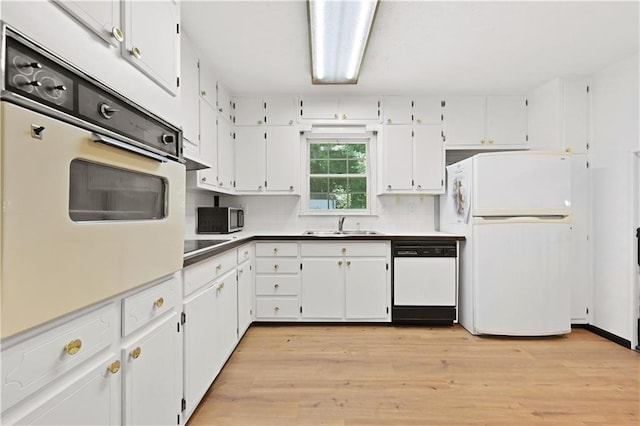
300 131 377 216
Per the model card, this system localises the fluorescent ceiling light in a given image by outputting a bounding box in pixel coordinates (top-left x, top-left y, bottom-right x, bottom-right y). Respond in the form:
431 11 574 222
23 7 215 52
308 0 379 84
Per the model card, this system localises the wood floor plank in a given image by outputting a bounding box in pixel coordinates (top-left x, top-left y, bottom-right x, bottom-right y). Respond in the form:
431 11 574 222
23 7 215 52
187 325 639 425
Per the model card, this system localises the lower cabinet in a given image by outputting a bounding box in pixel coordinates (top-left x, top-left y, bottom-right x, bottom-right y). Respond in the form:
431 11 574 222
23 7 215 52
300 242 391 322
237 256 254 337
122 312 181 426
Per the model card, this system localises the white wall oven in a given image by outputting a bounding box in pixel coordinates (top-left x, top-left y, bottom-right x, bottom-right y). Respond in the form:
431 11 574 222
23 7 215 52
0 25 186 338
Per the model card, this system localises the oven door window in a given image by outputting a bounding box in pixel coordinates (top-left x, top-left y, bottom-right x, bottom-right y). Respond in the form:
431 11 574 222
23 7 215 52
69 159 167 221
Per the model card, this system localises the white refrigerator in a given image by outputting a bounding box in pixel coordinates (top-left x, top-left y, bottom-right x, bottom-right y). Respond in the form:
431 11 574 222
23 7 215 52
440 151 572 336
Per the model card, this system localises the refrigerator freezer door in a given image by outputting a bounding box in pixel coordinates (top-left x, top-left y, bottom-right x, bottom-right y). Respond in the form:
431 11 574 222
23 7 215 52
472 152 571 216
472 220 571 335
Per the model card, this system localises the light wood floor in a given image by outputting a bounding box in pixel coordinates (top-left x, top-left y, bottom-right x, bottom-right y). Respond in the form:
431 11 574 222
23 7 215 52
187 325 639 425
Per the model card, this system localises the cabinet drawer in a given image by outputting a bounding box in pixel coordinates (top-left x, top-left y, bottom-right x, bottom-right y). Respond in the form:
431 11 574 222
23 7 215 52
256 275 300 296
255 298 299 319
255 259 300 274
237 243 254 264
301 242 389 257
183 249 237 296
1 303 117 411
122 275 178 336
255 242 298 257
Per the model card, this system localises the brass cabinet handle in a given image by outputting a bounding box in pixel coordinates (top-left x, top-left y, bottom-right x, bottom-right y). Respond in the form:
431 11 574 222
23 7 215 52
274 283 280 289
341 247 346 254
387 118 392 124
273 247 279 254
274 306 280 312
216 264 222 271
111 26 124 42
201 90 207 97
219 282 225 290
416 118 422 124
289 120 293 125
334 113 338 119
107 360 121 374
274 264 279 270
480 139 486 144
154 297 164 308
387 185 392 190
342 113 347 119
257 120 263 125
130 347 142 359
338 261 343 266
488 139 494 144
130 46 141 59
64 339 82 355
289 185 294 191
347 261 351 266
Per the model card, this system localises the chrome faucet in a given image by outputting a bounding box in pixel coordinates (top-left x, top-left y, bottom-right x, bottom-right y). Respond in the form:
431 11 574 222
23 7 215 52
338 216 346 232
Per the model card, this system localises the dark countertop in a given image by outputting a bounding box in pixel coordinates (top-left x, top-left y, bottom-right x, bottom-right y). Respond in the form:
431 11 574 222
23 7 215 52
183 232 465 267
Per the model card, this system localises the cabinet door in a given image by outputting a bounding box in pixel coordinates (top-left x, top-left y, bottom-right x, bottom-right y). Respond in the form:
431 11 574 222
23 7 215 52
266 127 299 192
570 154 591 322
198 59 217 108
237 261 253 337
122 0 179 95
217 83 233 123
413 125 444 192
562 80 589 154
196 99 219 190
235 127 266 191
215 269 238 367
4 355 121 425
264 96 295 126
217 117 235 189
123 313 181 426
301 259 344 319
300 97 339 120
345 258 388 320
180 33 200 152
413 96 442 125
382 125 413 191
443 96 485 146
233 97 264 126
53 0 122 46
382 96 412 125
183 285 218 416
485 96 528 146
340 96 379 120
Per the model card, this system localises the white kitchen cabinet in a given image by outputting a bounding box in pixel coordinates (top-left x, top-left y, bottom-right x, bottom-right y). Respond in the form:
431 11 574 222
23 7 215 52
300 242 390 322
217 118 235 190
198 59 217 108
52 0 122 47
254 242 300 321
195 99 219 191
444 95 528 148
233 96 296 126
299 96 379 121
413 96 443 125
235 127 299 193
570 154 591 323
122 0 180 95
2 354 122 426
381 124 445 194
122 312 181 426
237 245 254 338
383 96 442 125
183 283 219 418
235 127 266 191
180 32 200 157
214 269 239 368
217 83 233 123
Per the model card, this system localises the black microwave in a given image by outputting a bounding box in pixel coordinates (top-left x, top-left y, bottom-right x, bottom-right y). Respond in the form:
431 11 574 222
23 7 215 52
197 207 244 234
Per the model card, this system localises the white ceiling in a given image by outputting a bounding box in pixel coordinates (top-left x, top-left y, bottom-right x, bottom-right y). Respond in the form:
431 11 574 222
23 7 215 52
182 1 639 96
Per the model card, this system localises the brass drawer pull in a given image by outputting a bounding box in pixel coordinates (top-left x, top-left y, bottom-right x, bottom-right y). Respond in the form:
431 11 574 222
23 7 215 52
274 283 280 289
274 264 279 271
154 297 164 308
274 306 280 312
130 347 142 359
107 360 121 374
64 339 82 355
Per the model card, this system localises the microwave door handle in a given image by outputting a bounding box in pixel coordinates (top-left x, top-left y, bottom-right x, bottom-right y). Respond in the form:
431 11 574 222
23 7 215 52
92 133 168 163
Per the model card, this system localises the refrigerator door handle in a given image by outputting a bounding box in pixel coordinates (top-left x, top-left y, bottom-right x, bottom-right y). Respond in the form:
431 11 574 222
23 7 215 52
636 227 640 267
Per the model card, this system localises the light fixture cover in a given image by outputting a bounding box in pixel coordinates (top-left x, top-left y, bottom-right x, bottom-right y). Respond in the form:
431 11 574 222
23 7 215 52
308 0 379 84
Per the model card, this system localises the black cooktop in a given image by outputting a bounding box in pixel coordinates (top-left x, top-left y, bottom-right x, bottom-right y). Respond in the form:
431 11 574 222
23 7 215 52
184 239 228 254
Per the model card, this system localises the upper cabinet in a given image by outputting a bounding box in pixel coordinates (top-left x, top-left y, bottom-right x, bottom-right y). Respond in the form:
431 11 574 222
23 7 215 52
122 0 180 95
382 96 442 125
299 96 380 121
180 32 199 156
443 95 528 149
54 0 180 95
233 96 296 126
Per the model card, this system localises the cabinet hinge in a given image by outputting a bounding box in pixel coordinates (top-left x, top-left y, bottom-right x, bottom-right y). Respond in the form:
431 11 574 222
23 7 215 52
300 263 303 270
264 132 267 139
386 263 389 270
440 114 443 122
411 100 414 107
412 130 414 137
177 414 180 425
586 307 589 314
300 100 303 107
586 86 590 93
176 77 180 87
411 114 414 122
411 179 414 186
586 143 590 150
177 322 180 333
441 100 446 107
264 101 267 109
526 134 529 142
233 180 236 188
264 180 267 188
181 398 186 412
176 23 180 34
197 60 200 69
386 307 389 314
441 179 444 186
300 306 302 313
181 312 186 325
586 161 590 168
525 99 528 106
264 116 267 124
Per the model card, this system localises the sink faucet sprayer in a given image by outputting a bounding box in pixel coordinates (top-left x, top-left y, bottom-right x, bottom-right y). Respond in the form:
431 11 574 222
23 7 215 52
338 216 346 232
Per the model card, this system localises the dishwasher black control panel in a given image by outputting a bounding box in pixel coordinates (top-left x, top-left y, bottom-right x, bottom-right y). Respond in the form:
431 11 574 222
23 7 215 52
392 242 457 258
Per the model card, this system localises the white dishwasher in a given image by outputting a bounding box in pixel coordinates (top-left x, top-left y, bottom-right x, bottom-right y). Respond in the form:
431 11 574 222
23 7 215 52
392 241 458 325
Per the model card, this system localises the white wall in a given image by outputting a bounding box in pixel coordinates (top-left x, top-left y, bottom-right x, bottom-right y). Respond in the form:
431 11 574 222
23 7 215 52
590 53 640 346
184 192 437 239
1 1 181 127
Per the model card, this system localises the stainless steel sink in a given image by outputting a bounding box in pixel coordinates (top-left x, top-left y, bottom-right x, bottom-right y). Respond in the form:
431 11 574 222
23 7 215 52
303 230 383 237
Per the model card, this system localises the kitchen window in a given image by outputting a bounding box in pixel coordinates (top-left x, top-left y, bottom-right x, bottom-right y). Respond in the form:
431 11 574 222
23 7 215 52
302 134 375 215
